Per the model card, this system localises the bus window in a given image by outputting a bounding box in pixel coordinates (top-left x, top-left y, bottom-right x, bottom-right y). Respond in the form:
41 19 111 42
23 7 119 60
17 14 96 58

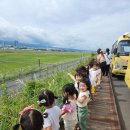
117 40 130 55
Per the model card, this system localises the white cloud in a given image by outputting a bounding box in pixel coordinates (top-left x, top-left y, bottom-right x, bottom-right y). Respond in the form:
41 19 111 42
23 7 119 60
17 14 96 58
0 0 130 50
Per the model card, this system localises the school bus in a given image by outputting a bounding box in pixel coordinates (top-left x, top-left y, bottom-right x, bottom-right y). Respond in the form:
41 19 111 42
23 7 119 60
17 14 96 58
110 33 130 76
125 56 130 88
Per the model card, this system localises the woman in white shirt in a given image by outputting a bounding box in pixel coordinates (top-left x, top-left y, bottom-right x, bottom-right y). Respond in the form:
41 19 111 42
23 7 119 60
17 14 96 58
104 48 111 76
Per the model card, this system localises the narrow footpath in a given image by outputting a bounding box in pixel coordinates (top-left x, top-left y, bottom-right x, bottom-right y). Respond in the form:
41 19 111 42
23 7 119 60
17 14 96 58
87 76 121 130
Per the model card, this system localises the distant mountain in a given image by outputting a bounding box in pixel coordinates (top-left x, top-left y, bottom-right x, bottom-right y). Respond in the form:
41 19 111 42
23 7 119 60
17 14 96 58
0 40 94 52
48 47 94 52
0 40 51 48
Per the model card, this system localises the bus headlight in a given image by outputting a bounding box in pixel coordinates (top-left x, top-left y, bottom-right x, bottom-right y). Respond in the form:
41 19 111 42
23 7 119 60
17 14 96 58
113 64 123 70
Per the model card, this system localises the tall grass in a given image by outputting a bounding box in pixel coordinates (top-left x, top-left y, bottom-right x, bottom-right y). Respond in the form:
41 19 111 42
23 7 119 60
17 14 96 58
0 71 73 130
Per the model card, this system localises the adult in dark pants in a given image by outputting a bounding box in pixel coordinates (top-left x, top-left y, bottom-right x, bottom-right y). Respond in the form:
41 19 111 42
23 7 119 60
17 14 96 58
104 48 111 76
96 48 106 76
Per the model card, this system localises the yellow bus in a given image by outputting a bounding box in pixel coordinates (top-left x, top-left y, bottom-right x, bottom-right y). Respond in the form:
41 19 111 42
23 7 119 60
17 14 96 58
111 33 130 76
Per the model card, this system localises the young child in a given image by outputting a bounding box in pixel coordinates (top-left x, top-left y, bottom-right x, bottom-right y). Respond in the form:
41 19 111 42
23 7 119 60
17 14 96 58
95 63 102 88
13 105 47 130
61 83 78 130
77 79 90 130
68 72 84 92
89 62 102 98
38 89 61 130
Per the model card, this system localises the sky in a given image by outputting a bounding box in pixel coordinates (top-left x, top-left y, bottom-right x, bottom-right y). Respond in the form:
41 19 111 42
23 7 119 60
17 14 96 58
0 0 130 51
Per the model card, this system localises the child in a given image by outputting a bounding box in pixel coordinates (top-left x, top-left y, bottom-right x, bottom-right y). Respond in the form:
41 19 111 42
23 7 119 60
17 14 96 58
77 79 90 130
13 105 47 130
89 62 102 98
61 83 78 130
68 72 84 92
38 90 61 130
95 63 102 88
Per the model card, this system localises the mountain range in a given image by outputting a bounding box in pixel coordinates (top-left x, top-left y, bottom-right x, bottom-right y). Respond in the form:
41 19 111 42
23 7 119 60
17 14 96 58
0 40 94 52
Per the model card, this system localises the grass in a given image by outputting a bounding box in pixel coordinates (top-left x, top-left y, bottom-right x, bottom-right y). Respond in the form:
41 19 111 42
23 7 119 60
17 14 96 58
0 50 91 78
0 50 91 82
0 55 94 130
0 70 73 130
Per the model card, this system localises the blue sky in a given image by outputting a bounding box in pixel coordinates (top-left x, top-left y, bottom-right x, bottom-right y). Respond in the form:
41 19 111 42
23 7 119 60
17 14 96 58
0 0 130 50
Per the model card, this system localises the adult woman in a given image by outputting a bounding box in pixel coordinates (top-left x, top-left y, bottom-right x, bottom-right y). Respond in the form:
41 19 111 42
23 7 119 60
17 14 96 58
96 48 106 76
104 48 111 76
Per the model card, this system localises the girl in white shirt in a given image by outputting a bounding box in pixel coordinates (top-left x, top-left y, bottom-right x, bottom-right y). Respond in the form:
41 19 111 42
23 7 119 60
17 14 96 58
38 90 61 130
89 62 102 87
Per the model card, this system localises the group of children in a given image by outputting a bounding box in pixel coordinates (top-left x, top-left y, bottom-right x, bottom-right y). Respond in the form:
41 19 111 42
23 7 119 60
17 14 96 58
13 58 102 130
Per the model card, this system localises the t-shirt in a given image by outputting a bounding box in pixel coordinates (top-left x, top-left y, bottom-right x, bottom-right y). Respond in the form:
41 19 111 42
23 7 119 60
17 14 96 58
104 53 111 65
89 68 97 86
43 106 61 130
89 68 101 86
62 99 78 122
96 68 101 75
77 90 90 107
96 68 101 85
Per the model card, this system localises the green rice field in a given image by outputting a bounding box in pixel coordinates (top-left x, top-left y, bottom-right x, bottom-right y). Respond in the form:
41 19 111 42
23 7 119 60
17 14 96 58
0 50 91 80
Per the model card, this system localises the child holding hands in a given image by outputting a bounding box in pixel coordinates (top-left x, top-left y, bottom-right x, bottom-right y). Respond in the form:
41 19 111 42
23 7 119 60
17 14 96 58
61 83 78 130
38 89 61 130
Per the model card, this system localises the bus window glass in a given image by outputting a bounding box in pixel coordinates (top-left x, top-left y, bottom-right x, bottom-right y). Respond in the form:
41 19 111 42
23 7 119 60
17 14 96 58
118 40 130 53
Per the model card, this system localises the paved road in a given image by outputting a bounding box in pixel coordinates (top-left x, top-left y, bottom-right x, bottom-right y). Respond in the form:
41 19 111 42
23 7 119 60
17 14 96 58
111 76 130 130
